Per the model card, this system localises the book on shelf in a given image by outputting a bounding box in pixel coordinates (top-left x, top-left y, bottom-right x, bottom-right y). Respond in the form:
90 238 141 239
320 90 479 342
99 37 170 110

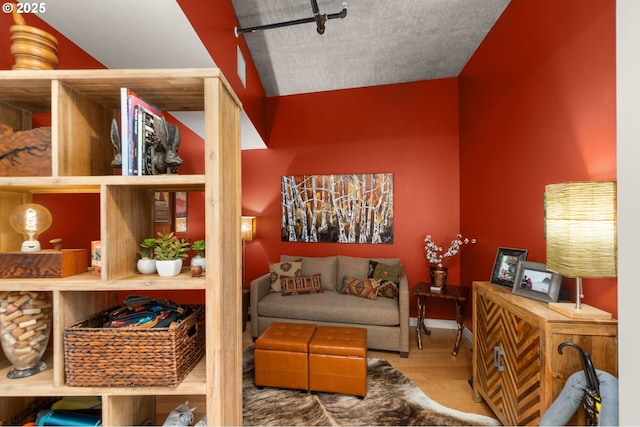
91 240 102 276
136 101 164 176
120 88 164 176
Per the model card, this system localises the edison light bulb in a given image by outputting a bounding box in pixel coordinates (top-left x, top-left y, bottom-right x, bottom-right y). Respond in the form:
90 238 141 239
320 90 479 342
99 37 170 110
9 203 53 252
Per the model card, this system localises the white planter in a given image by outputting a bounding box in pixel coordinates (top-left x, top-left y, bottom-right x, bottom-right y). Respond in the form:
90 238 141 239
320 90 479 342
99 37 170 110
156 259 183 277
137 258 157 274
191 256 206 272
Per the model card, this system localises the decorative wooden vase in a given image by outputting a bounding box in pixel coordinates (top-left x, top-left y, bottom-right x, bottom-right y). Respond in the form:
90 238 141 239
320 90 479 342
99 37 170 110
429 266 448 288
10 8 58 70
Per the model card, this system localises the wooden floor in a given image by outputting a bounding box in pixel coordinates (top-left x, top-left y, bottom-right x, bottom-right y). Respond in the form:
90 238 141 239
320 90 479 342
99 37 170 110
242 325 497 420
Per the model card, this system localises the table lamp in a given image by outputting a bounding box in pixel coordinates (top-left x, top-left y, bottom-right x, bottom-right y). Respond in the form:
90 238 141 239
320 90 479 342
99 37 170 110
545 181 616 319
9 203 52 252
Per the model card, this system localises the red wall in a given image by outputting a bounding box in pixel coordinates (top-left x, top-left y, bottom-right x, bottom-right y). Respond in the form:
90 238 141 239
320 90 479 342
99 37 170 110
242 79 462 318
178 0 268 141
459 0 617 320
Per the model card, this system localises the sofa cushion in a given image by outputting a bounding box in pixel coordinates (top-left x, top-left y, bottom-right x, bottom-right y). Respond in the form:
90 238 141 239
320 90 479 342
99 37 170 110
281 255 338 291
257 291 400 326
346 278 381 300
369 261 404 300
269 261 302 292
281 274 323 296
337 255 401 286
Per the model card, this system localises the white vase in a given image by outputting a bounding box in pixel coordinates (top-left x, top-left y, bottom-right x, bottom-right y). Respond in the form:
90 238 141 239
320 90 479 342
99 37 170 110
191 255 206 272
156 259 183 277
137 258 157 274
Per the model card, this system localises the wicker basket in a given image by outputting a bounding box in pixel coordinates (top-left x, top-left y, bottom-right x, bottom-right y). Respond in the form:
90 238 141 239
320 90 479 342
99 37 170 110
64 305 204 387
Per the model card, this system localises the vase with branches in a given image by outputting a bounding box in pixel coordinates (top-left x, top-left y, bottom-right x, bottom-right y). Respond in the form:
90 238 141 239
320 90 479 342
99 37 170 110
424 234 476 288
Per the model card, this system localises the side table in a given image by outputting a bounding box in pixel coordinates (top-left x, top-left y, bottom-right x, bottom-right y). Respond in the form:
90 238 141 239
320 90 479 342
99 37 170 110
411 282 469 356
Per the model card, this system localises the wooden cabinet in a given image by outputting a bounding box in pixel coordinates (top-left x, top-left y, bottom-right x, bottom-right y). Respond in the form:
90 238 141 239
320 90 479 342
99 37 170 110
472 281 617 426
0 69 242 426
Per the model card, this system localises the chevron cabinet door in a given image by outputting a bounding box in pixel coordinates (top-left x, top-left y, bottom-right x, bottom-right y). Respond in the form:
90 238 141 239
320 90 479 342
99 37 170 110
472 281 617 426
473 283 541 425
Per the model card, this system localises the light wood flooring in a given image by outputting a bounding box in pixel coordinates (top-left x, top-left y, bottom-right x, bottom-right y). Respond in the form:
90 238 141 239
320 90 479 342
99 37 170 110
242 325 497 420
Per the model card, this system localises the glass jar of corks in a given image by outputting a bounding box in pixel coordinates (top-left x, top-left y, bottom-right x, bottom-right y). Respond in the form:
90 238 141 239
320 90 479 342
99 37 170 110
0 291 51 379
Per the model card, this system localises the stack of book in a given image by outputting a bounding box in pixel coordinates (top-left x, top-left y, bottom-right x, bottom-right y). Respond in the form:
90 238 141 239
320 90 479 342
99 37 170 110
120 88 164 176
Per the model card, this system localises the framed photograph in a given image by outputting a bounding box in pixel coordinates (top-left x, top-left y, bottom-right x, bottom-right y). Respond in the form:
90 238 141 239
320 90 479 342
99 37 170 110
512 261 562 303
154 192 171 223
175 191 188 232
490 247 528 287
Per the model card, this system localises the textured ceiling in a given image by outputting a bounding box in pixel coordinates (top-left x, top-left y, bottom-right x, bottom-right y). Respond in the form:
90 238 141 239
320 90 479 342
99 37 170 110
232 0 511 96
36 0 510 147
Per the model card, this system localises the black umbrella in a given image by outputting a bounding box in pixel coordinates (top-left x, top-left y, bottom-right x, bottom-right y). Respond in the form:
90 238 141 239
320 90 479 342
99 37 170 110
558 342 601 426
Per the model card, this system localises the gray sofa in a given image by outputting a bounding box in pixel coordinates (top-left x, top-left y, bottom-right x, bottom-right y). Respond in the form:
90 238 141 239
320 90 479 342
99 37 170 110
250 255 409 357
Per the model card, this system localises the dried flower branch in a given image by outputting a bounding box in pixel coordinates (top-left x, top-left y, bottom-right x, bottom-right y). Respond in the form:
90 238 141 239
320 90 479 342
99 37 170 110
424 234 476 268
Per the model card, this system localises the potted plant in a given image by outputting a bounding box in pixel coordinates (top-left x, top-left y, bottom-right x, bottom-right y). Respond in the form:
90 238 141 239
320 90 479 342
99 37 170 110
154 231 189 277
190 239 206 272
137 237 157 274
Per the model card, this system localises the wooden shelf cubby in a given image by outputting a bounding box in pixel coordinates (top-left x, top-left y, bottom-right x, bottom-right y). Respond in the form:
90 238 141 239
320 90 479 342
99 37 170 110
0 69 242 426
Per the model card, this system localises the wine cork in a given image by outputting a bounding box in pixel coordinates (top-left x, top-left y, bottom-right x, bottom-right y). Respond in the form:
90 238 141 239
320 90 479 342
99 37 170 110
18 328 35 341
3 308 22 320
12 294 31 309
26 320 46 331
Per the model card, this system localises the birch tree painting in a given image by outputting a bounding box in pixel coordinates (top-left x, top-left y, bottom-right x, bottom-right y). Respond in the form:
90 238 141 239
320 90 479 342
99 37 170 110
281 173 394 244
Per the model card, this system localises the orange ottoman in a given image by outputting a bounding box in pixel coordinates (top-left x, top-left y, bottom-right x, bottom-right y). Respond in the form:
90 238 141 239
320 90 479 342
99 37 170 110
254 322 317 390
308 326 367 397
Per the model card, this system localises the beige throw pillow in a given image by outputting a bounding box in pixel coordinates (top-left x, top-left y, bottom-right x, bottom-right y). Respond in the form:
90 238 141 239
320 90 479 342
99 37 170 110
268 261 302 292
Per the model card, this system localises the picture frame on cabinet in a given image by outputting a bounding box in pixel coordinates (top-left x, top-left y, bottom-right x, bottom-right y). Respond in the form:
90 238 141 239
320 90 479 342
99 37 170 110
490 247 528 288
512 260 562 303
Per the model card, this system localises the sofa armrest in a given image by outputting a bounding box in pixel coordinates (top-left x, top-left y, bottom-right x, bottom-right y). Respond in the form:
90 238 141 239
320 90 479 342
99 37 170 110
398 273 410 357
250 273 271 338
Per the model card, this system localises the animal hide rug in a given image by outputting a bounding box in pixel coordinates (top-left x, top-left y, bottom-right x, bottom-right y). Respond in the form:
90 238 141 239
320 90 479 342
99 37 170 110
243 348 500 426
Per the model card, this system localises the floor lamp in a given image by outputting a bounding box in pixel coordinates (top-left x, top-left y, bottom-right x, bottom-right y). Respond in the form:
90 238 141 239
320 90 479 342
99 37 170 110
545 181 616 320
241 216 256 288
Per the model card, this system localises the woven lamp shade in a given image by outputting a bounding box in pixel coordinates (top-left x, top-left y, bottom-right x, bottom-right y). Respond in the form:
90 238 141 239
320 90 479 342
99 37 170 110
241 216 256 242
545 181 617 278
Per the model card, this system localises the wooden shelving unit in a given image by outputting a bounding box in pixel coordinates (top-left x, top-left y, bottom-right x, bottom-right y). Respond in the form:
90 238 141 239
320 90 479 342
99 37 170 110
0 69 242 426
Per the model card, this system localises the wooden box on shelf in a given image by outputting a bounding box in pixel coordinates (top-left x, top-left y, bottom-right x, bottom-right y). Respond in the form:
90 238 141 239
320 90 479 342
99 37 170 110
0 249 87 278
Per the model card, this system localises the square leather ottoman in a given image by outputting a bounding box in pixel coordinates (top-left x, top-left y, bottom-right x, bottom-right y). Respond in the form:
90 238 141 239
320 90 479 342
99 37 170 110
309 326 367 397
254 322 317 390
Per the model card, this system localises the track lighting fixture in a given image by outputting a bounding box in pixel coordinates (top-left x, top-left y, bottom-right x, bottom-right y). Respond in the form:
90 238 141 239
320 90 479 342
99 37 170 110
235 1 347 36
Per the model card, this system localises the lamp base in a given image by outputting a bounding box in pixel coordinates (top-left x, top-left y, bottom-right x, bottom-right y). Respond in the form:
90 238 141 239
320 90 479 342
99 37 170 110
548 302 612 320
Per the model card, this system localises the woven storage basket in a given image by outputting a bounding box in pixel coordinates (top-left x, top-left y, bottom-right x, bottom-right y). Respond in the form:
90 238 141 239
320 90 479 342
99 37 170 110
64 305 204 387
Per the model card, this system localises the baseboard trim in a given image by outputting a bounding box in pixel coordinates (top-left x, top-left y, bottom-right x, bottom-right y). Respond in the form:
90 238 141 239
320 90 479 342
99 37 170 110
409 317 473 343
